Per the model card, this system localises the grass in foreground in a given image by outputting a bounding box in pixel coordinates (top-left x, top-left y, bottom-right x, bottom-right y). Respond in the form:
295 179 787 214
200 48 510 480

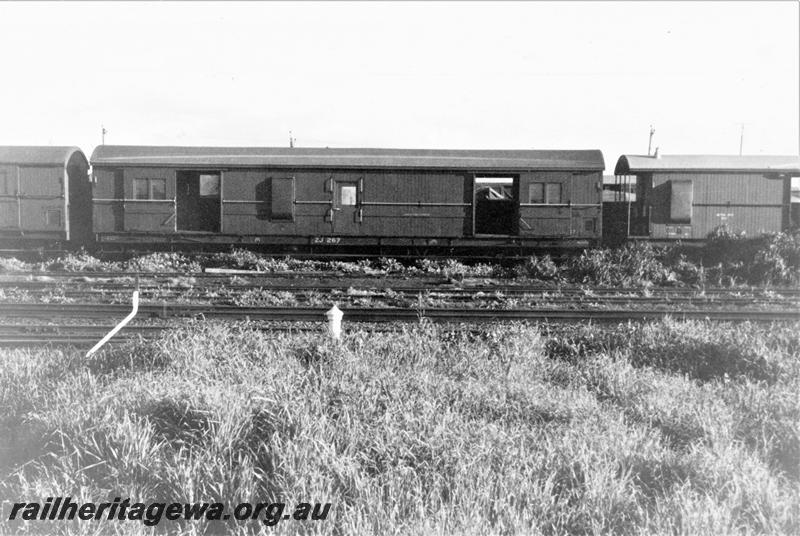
1 320 799 535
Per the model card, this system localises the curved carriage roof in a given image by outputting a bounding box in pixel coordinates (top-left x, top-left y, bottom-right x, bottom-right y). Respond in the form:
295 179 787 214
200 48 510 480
0 146 86 166
615 154 800 175
91 145 605 171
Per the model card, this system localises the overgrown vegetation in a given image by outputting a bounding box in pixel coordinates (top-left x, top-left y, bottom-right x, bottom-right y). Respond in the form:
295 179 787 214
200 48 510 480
1 229 799 288
1 320 798 534
517 230 800 287
701 227 800 285
567 242 675 287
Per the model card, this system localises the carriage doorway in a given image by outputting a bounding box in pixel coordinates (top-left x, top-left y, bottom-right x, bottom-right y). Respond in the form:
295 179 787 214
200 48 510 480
333 180 360 234
473 176 518 235
177 171 221 232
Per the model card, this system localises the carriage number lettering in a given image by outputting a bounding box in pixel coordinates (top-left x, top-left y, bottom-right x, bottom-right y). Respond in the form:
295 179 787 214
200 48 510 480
312 237 341 245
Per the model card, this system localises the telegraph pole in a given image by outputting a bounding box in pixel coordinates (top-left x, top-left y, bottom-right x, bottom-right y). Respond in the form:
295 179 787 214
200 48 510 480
648 125 655 156
101 125 107 145
289 131 295 148
739 123 744 155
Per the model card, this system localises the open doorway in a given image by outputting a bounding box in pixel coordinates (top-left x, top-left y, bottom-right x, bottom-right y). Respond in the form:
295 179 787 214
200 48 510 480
474 176 517 235
177 171 221 232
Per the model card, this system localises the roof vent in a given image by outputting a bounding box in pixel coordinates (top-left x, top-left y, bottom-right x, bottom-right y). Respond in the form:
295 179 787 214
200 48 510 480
654 147 660 159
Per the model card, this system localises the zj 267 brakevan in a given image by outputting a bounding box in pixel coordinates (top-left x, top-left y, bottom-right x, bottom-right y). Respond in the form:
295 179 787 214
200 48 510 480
89 146 605 255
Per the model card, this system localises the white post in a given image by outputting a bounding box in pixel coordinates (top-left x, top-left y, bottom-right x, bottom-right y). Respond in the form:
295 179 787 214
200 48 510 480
86 291 139 357
325 304 343 340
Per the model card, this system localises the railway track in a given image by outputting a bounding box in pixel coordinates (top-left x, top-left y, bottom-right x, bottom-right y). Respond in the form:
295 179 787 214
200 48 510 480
3 269 800 295
1 281 797 313
2 302 798 323
2 271 797 348
3 274 798 298
1 289 794 310
4 279 799 295
1 302 796 347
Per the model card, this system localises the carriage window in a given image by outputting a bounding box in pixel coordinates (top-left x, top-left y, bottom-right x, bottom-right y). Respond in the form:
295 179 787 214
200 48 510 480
340 185 357 206
150 178 166 200
199 174 220 197
528 183 562 204
528 184 544 203
134 178 166 200
545 183 562 204
0 171 9 195
134 178 149 199
46 209 62 227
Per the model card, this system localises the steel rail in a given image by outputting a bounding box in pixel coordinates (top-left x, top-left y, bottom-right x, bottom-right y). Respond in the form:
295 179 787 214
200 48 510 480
4 279 798 295
9 284 799 299
2 278 793 295
2 270 798 291
2 275 799 297
1 303 798 323
0 289 793 308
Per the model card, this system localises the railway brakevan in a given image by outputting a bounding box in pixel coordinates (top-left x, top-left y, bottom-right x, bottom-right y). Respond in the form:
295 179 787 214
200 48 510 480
88 145 605 256
605 154 800 245
0 146 92 249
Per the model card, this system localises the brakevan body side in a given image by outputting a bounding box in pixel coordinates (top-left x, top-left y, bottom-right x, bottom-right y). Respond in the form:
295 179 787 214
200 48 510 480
89 146 605 255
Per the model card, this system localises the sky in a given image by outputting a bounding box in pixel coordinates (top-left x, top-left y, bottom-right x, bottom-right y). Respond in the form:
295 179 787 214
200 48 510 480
0 1 797 171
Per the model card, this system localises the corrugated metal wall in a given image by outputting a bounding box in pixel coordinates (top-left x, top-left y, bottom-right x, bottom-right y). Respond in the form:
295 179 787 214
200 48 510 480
0 164 66 236
92 164 602 242
92 168 117 232
361 171 467 237
221 168 468 237
518 171 601 238
20 166 63 196
123 168 175 232
648 172 785 238
93 167 176 233
223 169 330 235
0 165 18 229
